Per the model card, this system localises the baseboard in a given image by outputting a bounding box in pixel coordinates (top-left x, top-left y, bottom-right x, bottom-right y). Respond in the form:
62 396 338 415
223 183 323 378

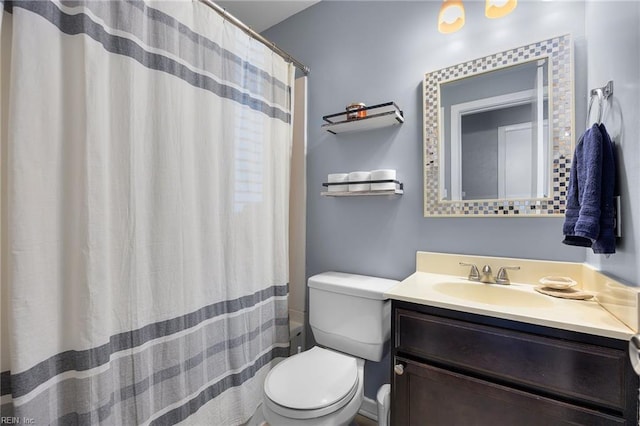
358 396 378 421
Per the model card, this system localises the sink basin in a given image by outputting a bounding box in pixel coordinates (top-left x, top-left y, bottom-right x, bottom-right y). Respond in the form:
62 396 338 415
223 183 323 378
432 281 555 308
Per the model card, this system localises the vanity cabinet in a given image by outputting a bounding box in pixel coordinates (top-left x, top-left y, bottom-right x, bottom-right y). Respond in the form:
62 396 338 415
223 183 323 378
391 300 638 425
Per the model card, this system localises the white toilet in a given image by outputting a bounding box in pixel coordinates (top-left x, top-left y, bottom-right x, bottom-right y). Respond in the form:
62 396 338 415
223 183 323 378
262 271 398 426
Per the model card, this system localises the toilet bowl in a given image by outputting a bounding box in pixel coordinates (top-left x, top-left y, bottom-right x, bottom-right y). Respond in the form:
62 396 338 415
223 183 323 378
262 347 364 426
261 272 398 425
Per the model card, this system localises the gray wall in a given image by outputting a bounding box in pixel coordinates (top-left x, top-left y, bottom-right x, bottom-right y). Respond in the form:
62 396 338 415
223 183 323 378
263 0 632 400
584 2 640 286
264 1 588 281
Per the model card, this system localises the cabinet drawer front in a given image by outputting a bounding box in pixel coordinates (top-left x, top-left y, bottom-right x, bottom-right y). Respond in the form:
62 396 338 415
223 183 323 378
396 309 629 411
392 356 626 426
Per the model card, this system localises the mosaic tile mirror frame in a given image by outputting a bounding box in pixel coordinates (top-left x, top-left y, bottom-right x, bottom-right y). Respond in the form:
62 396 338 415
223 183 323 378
423 34 574 217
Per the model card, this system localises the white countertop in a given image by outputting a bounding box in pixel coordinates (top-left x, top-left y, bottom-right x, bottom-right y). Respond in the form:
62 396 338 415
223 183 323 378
385 271 634 341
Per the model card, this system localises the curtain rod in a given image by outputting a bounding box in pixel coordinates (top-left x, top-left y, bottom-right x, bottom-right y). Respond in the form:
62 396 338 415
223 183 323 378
198 0 310 75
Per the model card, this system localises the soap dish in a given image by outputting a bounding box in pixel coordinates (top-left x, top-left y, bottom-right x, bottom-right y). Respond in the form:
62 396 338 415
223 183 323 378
535 286 594 300
539 276 577 290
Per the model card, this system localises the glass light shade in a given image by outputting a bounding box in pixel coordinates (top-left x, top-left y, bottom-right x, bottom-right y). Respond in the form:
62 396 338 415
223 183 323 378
438 0 465 34
485 0 517 19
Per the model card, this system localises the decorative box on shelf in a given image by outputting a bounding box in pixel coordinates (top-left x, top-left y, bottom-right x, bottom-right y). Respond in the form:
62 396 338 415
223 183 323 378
322 102 404 134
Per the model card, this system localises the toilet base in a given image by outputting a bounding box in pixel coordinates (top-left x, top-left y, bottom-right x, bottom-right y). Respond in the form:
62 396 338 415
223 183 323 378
262 393 364 426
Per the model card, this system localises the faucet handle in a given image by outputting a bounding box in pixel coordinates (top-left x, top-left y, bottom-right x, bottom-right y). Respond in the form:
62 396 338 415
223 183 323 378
496 266 520 285
459 262 480 281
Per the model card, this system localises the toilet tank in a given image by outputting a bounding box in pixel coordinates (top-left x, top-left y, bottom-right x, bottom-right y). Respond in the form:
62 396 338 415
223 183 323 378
308 272 399 362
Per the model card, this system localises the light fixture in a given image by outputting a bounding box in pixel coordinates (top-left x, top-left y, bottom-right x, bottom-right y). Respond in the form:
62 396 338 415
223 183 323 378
485 0 518 19
438 0 466 34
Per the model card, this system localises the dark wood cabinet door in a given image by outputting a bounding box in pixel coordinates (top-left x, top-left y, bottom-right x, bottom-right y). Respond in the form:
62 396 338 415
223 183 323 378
395 308 635 415
392 356 626 426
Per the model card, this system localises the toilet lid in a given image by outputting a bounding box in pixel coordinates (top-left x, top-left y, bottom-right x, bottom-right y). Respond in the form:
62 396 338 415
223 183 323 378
264 347 358 410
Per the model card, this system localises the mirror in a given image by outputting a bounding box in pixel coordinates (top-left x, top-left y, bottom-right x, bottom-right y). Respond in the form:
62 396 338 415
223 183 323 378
424 35 574 217
440 59 550 201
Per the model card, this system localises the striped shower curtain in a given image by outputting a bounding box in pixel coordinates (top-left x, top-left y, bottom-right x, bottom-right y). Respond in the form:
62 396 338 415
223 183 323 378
0 1 292 424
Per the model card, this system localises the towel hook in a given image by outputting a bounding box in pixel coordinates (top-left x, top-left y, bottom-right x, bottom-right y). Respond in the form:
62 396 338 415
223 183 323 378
587 88 604 128
586 81 614 129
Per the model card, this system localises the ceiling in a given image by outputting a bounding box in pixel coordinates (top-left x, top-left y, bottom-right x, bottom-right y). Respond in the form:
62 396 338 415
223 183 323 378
214 1 320 33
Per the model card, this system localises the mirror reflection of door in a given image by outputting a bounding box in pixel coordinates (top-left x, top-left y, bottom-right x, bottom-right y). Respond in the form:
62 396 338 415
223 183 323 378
497 121 549 199
457 102 549 201
441 58 549 202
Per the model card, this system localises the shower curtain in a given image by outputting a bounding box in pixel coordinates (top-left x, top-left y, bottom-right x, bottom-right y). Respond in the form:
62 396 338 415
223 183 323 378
0 1 292 424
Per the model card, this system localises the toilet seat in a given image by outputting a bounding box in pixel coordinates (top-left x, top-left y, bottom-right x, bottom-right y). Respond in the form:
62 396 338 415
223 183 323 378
263 347 359 420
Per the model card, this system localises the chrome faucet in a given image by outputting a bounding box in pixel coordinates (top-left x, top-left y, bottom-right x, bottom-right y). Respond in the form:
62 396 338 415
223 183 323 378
480 265 494 283
460 263 521 285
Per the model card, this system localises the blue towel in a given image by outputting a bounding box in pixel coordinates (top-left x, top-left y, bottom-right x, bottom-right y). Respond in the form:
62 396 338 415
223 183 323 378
562 123 616 254
592 123 616 254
